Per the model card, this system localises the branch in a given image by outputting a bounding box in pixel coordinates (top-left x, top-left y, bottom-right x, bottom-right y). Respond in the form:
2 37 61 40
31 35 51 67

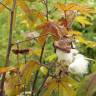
44 0 49 21
39 41 46 63
12 33 49 46
31 70 39 96
36 72 49 96
39 0 49 63
0 0 16 95
0 1 11 11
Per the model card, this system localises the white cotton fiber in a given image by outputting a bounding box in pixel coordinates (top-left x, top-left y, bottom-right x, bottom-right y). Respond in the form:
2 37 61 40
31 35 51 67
56 49 79 65
68 54 89 75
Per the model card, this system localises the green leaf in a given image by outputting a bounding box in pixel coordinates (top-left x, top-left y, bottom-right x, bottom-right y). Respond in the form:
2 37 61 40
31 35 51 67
45 53 57 62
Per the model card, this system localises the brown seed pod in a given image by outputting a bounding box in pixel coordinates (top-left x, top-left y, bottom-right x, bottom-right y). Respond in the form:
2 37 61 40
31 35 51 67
12 49 29 55
54 36 72 53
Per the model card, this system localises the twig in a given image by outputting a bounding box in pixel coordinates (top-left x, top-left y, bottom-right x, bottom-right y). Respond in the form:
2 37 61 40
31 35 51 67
12 33 49 46
31 0 49 96
45 0 49 21
0 1 11 11
31 70 39 96
0 0 16 95
16 43 19 66
33 1 49 95
36 72 49 96
39 41 46 63
39 0 49 63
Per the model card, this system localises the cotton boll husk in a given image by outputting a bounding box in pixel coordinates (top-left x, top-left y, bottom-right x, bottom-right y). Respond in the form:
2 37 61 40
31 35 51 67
68 54 89 76
56 49 79 65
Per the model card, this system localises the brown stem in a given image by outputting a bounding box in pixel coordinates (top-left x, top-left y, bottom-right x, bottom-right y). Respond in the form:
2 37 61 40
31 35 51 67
39 41 46 63
0 0 16 95
39 0 49 63
31 70 39 96
45 0 49 21
12 33 49 46
16 43 19 66
36 72 49 96
31 1 49 96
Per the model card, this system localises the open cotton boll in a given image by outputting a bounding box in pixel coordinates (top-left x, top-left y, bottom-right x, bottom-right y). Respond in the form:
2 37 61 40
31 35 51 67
68 54 89 75
56 49 79 65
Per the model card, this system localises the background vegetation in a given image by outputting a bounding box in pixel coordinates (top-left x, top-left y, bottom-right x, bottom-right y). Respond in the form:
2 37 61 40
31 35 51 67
0 0 96 96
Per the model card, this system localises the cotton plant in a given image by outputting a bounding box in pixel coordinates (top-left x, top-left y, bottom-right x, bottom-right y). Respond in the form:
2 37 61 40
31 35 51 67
54 37 89 76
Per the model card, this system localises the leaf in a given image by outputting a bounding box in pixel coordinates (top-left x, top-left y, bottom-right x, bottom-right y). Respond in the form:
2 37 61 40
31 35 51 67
0 67 16 74
37 31 48 46
4 75 21 96
42 77 57 96
56 3 94 15
29 48 41 56
68 30 82 36
31 9 45 21
60 82 76 96
77 73 96 96
75 36 96 48
43 76 77 96
45 53 57 62
17 0 31 15
75 16 92 27
37 21 61 39
59 10 76 28
37 21 62 45
40 66 48 75
20 61 40 83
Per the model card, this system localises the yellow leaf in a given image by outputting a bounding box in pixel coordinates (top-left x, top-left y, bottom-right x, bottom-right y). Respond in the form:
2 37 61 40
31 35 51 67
17 0 31 15
60 81 76 96
4 75 21 96
75 36 96 48
29 48 41 56
0 67 16 74
43 78 57 96
56 3 94 15
20 61 40 83
43 76 77 96
75 16 92 27
75 36 86 43
68 30 82 36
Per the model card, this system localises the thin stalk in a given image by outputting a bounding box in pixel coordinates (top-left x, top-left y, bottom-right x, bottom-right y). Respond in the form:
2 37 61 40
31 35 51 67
23 53 27 96
16 43 19 66
12 33 49 46
0 0 16 95
39 0 49 63
39 41 46 63
31 70 39 96
36 72 49 96
45 0 48 21
31 0 49 96
34 1 49 96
